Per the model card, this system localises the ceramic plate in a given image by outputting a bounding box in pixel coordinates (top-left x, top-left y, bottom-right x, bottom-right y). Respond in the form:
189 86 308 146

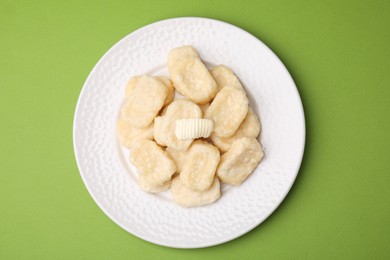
73 17 305 248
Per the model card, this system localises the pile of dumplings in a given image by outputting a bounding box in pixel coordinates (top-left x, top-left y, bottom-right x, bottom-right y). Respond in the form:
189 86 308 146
117 46 264 207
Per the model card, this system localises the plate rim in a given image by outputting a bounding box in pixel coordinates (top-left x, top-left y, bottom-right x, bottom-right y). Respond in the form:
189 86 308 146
73 16 306 248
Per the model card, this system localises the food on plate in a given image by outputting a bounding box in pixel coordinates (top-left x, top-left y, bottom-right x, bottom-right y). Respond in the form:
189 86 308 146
210 65 244 92
204 86 249 137
170 176 221 207
117 46 264 207
166 147 188 173
157 76 175 106
217 137 264 185
211 107 260 152
116 118 154 149
175 118 213 140
129 139 176 193
124 76 140 96
153 116 166 146
120 76 170 128
199 103 210 114
125 76 173 107
168 46 217 104
180 140 220 191
153 99 202 151
138 175 171 193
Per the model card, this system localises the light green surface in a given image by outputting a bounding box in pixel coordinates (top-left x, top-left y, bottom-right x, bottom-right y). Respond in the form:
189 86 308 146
1 0 389 259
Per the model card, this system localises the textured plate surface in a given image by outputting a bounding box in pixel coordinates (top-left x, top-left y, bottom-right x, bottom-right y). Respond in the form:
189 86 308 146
73 17 305 248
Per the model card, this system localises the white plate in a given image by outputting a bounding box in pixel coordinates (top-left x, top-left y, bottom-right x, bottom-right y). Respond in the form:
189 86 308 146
73 17 305 248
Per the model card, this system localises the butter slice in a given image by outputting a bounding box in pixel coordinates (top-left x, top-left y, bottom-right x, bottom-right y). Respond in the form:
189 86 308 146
175 118 213 140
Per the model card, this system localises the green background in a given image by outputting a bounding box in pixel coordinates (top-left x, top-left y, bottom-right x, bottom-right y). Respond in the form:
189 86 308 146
1 0 389 259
